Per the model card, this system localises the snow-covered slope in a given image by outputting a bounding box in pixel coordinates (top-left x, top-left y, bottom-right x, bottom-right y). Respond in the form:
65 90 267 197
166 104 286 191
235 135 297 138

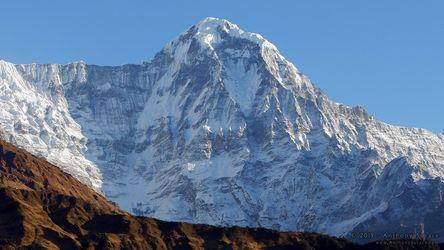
1 17 444 241
0 60 102 190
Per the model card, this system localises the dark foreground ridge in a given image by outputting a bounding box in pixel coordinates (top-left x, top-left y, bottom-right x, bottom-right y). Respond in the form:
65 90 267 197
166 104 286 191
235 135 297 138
0 139 441 249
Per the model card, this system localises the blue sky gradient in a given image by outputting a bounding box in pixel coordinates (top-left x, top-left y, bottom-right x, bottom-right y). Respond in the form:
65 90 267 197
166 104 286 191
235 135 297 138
1 0 443 132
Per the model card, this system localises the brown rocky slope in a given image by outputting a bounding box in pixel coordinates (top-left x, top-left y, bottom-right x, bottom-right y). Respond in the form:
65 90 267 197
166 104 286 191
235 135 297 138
0 139 440 249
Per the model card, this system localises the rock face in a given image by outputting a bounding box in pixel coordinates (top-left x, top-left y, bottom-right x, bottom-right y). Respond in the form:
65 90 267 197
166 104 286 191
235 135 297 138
0 138 359 249
1 17 444 240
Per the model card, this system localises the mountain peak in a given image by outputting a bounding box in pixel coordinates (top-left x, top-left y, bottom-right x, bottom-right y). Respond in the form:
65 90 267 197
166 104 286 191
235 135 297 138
195 17 239 33
195 17 274 49
164 17 277 53
3 17 444 243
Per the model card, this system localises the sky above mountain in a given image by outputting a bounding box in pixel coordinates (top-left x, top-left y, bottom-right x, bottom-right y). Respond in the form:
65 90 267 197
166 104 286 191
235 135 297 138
1 0 443 132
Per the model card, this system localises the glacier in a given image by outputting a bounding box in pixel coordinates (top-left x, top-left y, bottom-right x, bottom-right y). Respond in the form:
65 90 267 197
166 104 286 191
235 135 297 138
1 17 444 241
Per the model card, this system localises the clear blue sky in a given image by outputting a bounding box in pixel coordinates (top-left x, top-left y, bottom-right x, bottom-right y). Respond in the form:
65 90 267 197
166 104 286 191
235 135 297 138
1 1 443 132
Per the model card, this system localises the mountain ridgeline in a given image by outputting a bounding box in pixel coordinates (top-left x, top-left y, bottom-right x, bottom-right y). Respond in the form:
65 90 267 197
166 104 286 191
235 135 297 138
0 17 443 241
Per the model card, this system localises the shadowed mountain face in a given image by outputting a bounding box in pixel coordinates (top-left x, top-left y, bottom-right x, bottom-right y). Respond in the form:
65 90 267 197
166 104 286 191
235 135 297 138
0 139 359 249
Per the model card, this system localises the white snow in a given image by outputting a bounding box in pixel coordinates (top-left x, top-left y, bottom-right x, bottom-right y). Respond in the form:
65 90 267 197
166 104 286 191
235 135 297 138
97 82 112 92
193 17 277 51
222 59 262 115
0 61 102 191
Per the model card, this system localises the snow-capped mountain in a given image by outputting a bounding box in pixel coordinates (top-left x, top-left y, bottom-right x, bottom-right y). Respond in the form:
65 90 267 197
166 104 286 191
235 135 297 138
1 17 443 240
